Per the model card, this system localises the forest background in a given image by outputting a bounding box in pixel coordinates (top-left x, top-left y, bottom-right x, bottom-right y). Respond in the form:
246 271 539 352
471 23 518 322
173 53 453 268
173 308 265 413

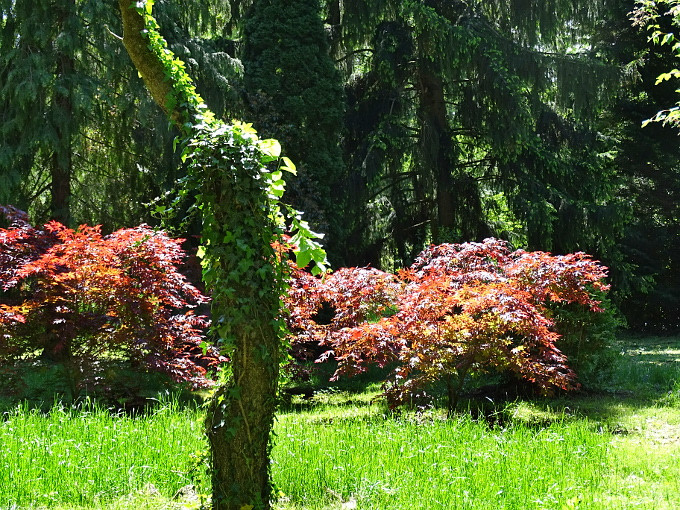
1 0 678 335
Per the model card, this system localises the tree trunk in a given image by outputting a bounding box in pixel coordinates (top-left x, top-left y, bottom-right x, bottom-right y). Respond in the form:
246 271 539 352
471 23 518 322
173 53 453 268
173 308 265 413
417 58 457 242
417 0 489 243
117 3 281 508
50 1 76 225
206 318 279 509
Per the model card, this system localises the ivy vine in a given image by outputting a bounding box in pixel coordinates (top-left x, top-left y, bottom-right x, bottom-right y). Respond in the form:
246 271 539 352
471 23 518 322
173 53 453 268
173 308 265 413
123 1 329 507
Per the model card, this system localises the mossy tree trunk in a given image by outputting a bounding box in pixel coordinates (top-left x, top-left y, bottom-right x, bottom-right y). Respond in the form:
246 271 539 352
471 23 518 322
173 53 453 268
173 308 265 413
118 2 282 508
205 317 279 508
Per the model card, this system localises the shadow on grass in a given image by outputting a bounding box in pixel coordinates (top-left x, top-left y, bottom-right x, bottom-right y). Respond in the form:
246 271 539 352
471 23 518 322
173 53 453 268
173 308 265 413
458 334 680 429
280 334 680 429
0 359 207 415
279 361 392 413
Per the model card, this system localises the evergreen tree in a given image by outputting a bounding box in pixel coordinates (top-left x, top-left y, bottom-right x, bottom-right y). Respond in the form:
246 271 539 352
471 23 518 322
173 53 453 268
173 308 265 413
0 0 242 231
242 0 345 262
0 0 82 223
593 0 680 331
336 0 628 269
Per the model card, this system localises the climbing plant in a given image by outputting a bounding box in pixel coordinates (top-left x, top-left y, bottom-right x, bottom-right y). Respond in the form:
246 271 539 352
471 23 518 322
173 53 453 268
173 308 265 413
117 1 327 509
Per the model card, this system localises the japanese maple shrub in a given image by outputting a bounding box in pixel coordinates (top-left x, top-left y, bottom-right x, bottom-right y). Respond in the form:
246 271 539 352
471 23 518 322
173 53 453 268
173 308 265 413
0 206 219 400
287 238 611 412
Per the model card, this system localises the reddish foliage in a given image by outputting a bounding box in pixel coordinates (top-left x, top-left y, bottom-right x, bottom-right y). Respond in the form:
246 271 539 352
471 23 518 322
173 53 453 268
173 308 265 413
286 265 402 374
0 208 222 394
286 238 610 411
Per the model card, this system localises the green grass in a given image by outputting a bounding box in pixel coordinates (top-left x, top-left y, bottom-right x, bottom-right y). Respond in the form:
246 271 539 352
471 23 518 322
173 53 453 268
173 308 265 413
0 398 210 509
1 334 680 509
272 412 608 509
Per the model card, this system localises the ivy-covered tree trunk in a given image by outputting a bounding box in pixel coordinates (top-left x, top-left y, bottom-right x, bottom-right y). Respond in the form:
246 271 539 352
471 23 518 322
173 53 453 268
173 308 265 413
205 304 279 508
194 125 283 510
117 2 285 509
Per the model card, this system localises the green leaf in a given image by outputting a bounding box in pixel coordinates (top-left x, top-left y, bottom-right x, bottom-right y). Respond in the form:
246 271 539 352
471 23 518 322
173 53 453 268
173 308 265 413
260 139 282 159
270 182 285 197
311 262 327 276
281 156 297 175
295 250 313 268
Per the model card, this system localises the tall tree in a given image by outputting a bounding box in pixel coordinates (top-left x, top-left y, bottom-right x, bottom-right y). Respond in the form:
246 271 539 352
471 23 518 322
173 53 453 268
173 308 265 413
599 0 680 331
0 0 82 223
0 0 242 231
242 0 345 262
335 0 628 269
0 0 166 227
117 2 326 508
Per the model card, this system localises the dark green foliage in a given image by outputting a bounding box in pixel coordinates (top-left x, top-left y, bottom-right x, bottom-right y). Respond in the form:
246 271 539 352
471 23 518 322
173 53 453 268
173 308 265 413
0 0 82 222
242 0 346 263
548 293 622 388
343 20 419 265
0 359 187 411
325 0 630 274
0 0 184 229
594 0 680 331
0 0 247 232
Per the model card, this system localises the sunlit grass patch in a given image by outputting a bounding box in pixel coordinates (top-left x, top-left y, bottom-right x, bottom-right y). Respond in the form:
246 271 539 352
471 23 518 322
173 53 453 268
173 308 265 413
272 413 610 510
0 397 209 509
2 335 680 509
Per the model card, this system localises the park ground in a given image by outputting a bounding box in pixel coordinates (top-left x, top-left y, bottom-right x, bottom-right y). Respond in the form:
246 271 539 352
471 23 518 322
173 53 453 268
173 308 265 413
1 334 679 509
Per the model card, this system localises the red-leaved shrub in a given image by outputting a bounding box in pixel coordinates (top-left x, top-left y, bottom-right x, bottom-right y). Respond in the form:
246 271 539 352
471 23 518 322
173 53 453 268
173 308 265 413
0 206 221 399
286 238 610 411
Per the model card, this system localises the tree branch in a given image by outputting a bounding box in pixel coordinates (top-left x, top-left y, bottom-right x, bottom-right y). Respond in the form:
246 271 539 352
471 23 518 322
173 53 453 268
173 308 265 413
117 0 183 128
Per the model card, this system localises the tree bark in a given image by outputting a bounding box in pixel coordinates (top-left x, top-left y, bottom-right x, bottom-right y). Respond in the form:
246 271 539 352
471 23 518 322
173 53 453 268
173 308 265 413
417 58 457 242
206 317 279 509
50 0 76 225
117 0 185 126
117 3 280 508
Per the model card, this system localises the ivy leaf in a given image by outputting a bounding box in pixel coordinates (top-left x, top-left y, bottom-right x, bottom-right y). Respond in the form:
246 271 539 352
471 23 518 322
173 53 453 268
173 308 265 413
295 250 313 269
281 156 297 175
259 138 282 160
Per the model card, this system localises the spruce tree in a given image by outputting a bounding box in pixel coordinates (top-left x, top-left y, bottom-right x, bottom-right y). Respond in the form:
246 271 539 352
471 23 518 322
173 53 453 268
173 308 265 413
0 0 242 230
333 0 627 269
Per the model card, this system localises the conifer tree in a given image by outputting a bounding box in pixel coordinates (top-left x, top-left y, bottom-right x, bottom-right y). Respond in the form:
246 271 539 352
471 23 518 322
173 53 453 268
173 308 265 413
0 0 241 230
336 0 627 268
242 0 345 262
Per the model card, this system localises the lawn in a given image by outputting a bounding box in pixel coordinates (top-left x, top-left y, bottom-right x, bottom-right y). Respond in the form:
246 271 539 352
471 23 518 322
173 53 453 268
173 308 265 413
1 334 679 509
